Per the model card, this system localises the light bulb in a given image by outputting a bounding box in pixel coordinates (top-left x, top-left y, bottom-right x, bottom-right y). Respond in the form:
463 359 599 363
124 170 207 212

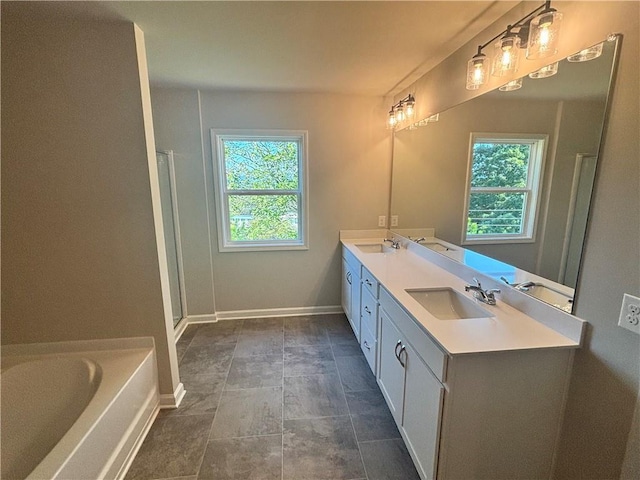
405 99 415 118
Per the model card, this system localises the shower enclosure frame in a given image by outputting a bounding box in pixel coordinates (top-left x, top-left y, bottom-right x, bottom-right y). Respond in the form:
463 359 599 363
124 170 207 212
157 149 188 335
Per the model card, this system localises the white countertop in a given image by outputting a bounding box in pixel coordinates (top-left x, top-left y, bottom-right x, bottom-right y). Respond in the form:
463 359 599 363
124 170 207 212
342 238 581 355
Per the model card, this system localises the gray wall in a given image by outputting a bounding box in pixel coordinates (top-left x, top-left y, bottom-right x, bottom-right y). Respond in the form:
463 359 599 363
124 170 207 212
151 88 391 314
1 7 179 395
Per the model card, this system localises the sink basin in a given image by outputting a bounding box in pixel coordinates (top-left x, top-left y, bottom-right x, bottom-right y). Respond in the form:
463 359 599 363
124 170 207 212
355 243 394 254
424 242 457 253
405 288 494 320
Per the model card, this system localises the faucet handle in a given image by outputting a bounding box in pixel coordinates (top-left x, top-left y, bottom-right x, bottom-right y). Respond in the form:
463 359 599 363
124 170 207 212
500 276 512 285
472 277 482 288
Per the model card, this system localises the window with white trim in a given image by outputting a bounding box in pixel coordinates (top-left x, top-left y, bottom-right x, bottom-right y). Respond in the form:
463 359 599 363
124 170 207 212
463 133 546 244
212 130 308 251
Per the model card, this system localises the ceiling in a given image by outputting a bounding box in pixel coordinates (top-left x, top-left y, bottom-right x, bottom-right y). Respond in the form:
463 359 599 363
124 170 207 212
22 1 519 96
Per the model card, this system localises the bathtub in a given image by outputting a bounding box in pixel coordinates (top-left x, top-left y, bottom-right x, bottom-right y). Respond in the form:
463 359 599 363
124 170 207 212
1 338 159 480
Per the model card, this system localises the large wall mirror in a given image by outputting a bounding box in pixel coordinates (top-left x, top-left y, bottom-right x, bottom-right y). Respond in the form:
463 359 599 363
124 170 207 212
390 36 620 312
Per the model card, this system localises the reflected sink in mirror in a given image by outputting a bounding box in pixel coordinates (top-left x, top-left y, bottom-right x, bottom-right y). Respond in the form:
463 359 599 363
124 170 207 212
405 288 494 320
424 242 457 253
524 284 573 312
355 243 394 254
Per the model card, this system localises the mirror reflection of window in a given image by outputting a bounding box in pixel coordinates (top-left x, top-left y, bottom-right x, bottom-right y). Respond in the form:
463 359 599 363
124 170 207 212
464 134 546 244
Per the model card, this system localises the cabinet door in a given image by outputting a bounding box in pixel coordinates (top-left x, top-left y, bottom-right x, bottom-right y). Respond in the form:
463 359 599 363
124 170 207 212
341 258 352 319
377 308 406 425
402 344 444 480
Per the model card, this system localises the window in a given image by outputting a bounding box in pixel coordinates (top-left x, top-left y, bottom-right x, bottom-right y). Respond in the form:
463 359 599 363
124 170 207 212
211 130 308 251
462 133 546 244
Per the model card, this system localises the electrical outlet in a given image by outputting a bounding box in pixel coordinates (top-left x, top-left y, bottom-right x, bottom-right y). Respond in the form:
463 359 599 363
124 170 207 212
390 215 399 227
618 294 640 335
378 215 386 227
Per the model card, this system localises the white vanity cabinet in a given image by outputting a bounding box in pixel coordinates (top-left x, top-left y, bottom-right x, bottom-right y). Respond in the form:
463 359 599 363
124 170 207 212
378 286 574 480
341 247 361 341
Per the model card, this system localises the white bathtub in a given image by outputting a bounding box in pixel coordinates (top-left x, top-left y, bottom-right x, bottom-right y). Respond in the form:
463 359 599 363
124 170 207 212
1 338 159 480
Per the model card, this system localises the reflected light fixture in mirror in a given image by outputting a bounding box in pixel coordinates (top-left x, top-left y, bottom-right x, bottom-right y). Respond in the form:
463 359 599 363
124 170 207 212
499 78 523 91
529 61 559 78
567 42 603 62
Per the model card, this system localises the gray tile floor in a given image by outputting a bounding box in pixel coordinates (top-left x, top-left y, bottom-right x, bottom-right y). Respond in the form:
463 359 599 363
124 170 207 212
126 314 420 480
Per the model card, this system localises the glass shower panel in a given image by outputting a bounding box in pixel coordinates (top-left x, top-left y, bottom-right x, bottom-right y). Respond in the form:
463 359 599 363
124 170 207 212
156 151 184 327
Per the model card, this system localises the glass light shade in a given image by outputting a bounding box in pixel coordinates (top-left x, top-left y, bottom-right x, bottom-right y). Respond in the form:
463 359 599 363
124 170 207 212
492 33 521 77
567 43 603 62
405 99 415 118
529 61 559 79
499 78 523 91
395 104 405 122
466 54 488 90
387 110 396 129
526 9 563 59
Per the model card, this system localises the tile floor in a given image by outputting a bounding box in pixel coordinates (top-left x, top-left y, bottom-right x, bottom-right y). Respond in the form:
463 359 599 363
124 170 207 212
125 314 420 480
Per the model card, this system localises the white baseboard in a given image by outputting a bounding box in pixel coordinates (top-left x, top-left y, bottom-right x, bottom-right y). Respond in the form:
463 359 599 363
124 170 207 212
215 305 343 321
185 313 218 324
159 382 185 409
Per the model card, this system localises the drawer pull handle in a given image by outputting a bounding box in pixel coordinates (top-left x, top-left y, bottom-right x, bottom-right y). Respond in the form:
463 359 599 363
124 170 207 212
363 340 371 351
365 279 372 287
364 306 371 315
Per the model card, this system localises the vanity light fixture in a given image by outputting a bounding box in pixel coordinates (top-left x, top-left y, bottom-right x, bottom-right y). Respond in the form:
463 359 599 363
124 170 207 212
499 78 523 91
387 94 416 129
529 61 559 79
567 42 603 62
465 1 562 90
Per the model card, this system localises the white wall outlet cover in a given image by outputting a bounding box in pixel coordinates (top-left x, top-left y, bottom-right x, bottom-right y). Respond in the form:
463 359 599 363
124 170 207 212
391 215 399 227
618 293 640 335
378 215 386 227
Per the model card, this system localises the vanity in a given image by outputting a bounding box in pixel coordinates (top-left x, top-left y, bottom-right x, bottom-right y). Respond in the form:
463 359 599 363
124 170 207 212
341 231 585 480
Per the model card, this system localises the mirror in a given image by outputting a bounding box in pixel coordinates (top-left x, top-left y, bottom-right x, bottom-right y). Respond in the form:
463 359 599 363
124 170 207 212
390 37 620 312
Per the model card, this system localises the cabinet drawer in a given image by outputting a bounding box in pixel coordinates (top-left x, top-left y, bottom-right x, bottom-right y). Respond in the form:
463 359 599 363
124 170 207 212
360 288 378 334
361 267 379 298
379 288 447 383
360 325 376 374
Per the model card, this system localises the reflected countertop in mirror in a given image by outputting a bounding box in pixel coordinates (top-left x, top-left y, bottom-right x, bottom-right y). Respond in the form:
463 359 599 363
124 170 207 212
390 36 621 313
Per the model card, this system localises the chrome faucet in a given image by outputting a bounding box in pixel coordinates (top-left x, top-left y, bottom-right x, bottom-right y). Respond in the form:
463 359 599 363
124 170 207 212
465 278 501 305
384 238 401 249
413 237 426 244
500 277 537 292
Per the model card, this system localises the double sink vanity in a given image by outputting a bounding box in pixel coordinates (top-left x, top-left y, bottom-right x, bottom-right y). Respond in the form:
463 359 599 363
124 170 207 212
341 229 586 480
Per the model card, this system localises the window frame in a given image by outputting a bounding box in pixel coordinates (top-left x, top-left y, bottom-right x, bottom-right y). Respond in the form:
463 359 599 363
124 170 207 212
461 132 548 245
211 129 309 252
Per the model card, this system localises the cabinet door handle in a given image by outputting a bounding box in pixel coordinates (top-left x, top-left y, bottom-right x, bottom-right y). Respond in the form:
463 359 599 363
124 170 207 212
394 340 402 359
364 306 371 315
346 271 352 285
398 345 407 368
365 279 372 287
363 340 371 351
